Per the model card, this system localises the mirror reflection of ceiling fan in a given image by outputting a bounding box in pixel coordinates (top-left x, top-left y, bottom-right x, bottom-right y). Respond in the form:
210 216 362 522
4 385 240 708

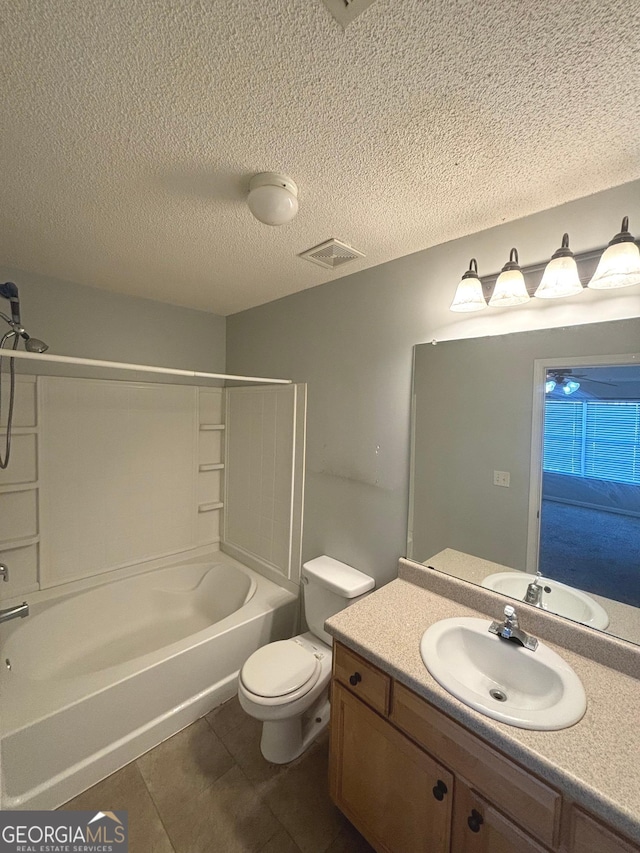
545 369 617 395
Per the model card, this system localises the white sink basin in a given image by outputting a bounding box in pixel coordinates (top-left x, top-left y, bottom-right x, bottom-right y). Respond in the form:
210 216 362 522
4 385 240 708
481 572 609 630
420 617 587 730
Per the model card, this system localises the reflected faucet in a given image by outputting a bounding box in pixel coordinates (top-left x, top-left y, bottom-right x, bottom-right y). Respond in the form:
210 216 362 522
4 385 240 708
489 605 538 651
524 572 545 608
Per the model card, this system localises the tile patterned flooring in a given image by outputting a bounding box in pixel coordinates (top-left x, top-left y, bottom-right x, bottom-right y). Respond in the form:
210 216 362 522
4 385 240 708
61 697 375 853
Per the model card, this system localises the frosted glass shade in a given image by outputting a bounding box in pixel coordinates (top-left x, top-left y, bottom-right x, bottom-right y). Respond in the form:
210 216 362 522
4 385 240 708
450 275 487 312
535 255 583 298
588 241 640 290
489 269 530 307
247 172 299 226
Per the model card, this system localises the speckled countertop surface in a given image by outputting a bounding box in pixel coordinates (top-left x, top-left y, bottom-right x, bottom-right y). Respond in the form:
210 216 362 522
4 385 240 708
326 578 640 844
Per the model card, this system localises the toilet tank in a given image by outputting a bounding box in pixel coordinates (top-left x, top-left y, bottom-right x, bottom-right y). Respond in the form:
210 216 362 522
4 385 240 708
302 556 375 646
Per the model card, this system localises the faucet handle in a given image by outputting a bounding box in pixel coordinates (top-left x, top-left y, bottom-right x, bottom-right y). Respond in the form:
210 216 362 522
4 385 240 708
504 605 516 619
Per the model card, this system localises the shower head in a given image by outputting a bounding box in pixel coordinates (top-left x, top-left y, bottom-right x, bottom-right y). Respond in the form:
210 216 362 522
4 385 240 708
0 282 21 326
23 335 48 353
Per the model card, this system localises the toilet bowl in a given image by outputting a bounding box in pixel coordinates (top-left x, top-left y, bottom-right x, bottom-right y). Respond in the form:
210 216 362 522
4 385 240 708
238 555 375 764
238 632 333 764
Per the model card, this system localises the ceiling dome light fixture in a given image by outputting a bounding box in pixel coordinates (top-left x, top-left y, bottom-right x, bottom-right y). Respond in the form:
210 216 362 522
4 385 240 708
489 248 530 308
535 233 583 299
449 258 487 312
588 216 640 290
247 172 299 226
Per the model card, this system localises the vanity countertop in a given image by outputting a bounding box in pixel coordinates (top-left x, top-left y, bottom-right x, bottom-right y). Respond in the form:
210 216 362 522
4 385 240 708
325 576 640 844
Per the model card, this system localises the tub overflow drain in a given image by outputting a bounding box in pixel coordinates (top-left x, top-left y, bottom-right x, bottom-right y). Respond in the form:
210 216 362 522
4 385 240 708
490 688 507 702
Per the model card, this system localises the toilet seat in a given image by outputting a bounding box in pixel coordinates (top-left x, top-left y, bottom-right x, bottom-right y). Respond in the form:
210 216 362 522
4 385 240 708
240 639 322 702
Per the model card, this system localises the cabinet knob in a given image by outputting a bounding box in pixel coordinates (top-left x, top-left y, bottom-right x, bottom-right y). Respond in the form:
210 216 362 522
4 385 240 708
349 672 362 686
432 779 448 801
467 809 484 833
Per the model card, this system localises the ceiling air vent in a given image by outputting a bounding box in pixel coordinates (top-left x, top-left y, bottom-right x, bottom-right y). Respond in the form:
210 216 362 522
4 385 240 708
299 238 365 270
321 0 378 28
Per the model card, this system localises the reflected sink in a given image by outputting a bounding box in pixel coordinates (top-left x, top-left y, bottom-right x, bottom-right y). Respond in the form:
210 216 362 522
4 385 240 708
481 572 609 630
420 617 586 730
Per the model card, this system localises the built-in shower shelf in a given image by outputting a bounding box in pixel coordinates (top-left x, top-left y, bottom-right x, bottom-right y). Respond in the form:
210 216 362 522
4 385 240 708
0 533 40 550
198 501 224 513
0 481 39 495
0 426 37 436
198 463 225 472
199 424 225 431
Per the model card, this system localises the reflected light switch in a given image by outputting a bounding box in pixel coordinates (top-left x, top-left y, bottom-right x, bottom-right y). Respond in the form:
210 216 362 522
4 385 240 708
493 470 510 487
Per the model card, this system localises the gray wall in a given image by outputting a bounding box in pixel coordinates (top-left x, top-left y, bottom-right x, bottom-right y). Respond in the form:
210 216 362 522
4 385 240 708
227 180 640 586
0 266 226 380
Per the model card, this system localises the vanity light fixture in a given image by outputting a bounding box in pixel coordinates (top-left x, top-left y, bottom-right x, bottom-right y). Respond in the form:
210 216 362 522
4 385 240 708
488 248 530 307
247 172 299 226
534 233 583 299
588 216 640 290
449 214 640 313
449 259 488 312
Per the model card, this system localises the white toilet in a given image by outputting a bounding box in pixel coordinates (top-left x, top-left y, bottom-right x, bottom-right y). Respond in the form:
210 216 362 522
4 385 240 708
238 555 375 764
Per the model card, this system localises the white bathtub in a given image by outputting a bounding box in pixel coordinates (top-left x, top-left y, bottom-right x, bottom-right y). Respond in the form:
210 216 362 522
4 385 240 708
0 554 298 810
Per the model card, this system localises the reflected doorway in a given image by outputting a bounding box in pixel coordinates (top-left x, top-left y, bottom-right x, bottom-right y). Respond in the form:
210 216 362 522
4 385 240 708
538 363 640 606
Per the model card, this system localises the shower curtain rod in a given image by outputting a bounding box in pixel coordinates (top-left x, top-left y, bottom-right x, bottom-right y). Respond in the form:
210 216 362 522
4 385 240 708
0 348 292 385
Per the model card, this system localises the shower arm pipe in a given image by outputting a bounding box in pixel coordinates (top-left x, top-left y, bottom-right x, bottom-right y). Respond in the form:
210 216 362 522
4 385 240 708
0 348 292 385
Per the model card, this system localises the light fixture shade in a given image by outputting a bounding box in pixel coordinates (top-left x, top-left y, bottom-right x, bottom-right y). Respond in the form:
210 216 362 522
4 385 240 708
588 239 640 290
489 248 530 307
563 379 580 395
545 379 557 393
450 259 487 312
247 172 299 226
535 233 583 299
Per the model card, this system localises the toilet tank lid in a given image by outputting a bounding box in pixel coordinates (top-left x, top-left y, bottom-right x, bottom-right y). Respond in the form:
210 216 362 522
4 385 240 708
302 556 375 598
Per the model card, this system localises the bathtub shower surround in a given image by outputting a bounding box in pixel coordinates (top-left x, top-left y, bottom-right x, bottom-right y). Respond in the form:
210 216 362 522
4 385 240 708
0 377 226 597
0 373 306 810
39 377 223 587
223 384 306 592
0 555 297 809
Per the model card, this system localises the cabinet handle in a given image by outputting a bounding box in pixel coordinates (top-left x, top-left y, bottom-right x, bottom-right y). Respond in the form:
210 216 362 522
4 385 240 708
432 779 448 801
467 809 484 833
349 672 362 686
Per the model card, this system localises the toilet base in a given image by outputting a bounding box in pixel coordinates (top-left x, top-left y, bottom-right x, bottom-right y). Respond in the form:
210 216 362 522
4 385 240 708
260 692 331 764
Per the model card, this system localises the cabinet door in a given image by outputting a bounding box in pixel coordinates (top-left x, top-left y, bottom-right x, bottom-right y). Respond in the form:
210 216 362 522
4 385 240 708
451 782 550 853
569 807 640 853
329 681 453 853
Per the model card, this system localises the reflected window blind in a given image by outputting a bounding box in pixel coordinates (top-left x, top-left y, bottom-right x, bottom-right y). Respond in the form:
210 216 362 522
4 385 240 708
544 399 640 485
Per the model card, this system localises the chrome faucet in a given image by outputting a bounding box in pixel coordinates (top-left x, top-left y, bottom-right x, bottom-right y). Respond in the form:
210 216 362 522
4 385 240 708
524 572 544 608
489 605 538 651
0 602 29 624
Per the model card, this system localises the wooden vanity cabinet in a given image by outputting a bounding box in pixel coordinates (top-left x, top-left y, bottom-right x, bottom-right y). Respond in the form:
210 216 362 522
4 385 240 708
329 642 640 853
568 808 640 853
329 681 453 853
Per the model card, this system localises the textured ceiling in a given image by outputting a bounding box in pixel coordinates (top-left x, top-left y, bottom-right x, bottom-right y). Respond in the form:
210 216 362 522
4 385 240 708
2 0 640 315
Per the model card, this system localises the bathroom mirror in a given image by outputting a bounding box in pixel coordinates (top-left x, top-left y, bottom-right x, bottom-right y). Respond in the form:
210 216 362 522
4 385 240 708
407 317 640 646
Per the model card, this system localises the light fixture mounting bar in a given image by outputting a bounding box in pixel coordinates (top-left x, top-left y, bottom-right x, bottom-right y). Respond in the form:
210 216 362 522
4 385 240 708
478 247 605 301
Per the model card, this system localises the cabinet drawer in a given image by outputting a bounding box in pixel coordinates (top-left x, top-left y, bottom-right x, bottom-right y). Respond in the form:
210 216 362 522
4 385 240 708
569 807 640 853
333 642 391 716
391 682 561 849
452 782 551 853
